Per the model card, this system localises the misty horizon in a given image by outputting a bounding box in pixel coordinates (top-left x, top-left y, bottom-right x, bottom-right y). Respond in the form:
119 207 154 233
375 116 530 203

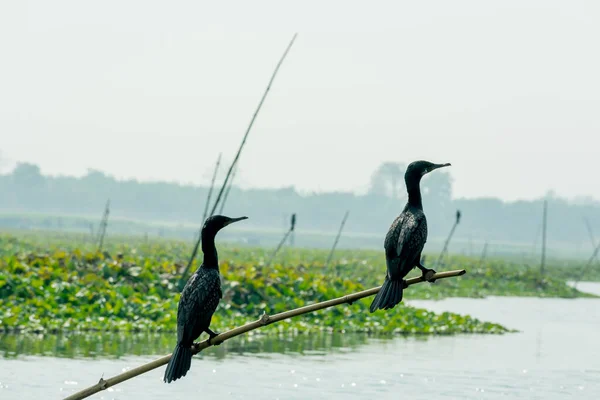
2 1 599 203
1 158 599 206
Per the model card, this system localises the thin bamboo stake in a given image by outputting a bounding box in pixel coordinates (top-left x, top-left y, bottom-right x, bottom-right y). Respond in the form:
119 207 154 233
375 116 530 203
540 200 547 276
202 153 222 225
478 241 489 269
96 199 110 253
183 33 298 281
325 210 350 268
583 217 597 249
435 209 461 268
265 213 296 267
63 268 466 400
574 241 600 286
583 217 600 269
282 213 297 265
208 33 298 218
179 153 222 288
218 162 238 215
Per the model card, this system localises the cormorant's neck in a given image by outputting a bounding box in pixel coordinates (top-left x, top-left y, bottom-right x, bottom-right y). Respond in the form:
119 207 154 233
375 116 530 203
406 178 423 210
201 231 219 269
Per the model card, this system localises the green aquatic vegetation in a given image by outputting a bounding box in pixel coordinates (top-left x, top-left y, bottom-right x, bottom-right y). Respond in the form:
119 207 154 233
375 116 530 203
0 234 509 335
543 261 600 283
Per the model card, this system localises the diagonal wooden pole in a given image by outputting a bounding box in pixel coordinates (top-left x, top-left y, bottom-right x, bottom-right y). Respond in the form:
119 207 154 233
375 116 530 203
208 32 298 218
63 269 466 400
540 200 548 276
96 199 110 253
179 153 222 289
202 153 222 225
218 162 238 215
181 33 298 284
583 217 596 249
265 213 297 267
574 241 600 286
435 209 461 268
325 210 350 269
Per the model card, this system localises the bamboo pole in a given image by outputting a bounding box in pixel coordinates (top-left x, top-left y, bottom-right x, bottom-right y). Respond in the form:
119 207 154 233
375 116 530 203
478 241 489 269
63 268 466 400
218 162 238 215
179 154 223 288
208 33 297 219
583 217 597 250
265 213 296 267
325 210 350 268
435 209 461 268
182 33 298 283
574 241 600 286
540 200 547 276
96 199 110 253
202 153 222 225
582 217 600 269
584 217 595 247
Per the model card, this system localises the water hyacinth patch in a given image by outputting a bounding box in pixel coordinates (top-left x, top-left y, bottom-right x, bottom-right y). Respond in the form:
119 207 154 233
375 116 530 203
0 233 519 335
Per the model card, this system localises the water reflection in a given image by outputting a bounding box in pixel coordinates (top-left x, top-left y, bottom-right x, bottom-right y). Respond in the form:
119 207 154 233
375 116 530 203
0 331 429 360
3 292 600 400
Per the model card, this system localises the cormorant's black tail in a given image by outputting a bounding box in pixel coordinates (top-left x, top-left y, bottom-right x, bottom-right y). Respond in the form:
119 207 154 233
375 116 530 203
164 344 193 383
369 276 403 313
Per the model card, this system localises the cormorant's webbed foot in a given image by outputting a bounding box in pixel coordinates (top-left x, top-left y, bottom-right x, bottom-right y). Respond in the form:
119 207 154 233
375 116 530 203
402 279 409 289
417 263 437 283
206 328 222 346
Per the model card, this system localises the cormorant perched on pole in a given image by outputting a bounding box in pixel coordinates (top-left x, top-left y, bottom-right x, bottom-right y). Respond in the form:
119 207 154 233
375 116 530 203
369 160 451 313
164 215 248 383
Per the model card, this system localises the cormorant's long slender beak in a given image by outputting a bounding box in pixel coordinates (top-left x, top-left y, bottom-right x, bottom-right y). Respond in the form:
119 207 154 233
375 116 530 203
432 163 451 171
227 216 248 225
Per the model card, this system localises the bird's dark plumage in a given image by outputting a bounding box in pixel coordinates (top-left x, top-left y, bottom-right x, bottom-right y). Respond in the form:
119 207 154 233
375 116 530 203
164 214 248 383
370 160 450 313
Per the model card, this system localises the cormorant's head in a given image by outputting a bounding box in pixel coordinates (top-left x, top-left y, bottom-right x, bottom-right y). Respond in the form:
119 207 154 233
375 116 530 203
405 160 451 185
202 215 248 236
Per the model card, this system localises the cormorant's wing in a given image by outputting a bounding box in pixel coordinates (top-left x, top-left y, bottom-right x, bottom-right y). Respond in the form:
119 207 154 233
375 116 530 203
176 270 222 345
384 210 426 279
395 212 422 257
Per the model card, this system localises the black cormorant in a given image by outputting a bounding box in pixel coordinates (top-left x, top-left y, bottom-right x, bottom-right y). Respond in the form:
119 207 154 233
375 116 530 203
163 214 248 383
369 160 451 313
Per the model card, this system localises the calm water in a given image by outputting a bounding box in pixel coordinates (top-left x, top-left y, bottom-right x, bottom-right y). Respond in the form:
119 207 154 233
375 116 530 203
2 284 600 400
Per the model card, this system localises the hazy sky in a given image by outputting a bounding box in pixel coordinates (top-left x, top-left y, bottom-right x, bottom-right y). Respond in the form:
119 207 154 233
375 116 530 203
1 1 599 202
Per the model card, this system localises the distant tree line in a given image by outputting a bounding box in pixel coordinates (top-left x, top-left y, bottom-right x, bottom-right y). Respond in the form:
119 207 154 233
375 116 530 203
1 162 600 249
